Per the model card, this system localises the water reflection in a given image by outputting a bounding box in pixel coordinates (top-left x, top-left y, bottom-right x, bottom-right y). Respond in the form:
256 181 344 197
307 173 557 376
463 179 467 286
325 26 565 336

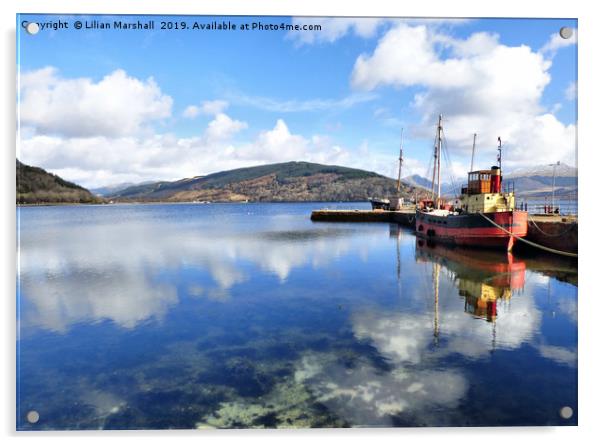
19 214 358 333
284 235 576 426
292 351 468 426
17 205 577 429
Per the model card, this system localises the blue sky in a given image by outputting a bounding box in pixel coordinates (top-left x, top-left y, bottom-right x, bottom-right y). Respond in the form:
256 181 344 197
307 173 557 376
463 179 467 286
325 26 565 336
17 15 577 187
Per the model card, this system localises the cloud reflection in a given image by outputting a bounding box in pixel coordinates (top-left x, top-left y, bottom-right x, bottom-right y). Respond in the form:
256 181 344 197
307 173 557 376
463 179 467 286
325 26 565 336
294 352 468 426
19 219 356 333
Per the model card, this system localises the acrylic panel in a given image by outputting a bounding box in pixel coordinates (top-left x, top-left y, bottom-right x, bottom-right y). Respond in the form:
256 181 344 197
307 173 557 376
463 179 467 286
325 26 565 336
16 15 578 430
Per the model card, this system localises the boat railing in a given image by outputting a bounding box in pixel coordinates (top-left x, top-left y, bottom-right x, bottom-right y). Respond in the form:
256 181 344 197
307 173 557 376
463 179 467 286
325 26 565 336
516 198 578 216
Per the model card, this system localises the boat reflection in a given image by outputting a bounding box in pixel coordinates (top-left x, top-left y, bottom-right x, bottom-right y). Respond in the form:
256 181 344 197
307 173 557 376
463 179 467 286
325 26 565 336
415 238 526 325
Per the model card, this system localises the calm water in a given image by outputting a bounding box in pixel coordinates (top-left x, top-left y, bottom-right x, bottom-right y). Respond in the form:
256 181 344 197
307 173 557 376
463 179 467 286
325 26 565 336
16 203 578 429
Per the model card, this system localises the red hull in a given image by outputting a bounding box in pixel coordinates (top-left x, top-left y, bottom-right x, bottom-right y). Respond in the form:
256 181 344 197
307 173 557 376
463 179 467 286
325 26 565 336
415 210 528 250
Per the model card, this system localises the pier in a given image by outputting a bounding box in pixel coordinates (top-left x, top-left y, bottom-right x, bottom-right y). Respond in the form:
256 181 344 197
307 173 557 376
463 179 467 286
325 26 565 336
310 208 577 256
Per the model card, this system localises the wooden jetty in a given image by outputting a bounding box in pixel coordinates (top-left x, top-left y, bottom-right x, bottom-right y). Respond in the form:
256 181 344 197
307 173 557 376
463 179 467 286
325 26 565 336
310 208 577 256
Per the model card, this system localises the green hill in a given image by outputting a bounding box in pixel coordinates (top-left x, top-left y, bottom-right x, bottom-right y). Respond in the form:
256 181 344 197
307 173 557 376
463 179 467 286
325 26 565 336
16 159 103 204
111 161 418 203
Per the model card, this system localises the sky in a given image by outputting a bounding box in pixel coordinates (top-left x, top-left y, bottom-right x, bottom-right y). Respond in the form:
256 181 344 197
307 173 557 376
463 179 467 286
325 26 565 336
16 15 577 188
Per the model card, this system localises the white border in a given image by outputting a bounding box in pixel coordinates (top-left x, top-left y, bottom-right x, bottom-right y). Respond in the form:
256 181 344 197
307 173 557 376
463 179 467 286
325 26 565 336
3 1 600 444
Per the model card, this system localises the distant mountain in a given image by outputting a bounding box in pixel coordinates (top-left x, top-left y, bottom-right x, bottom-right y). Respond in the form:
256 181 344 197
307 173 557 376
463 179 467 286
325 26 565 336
403 163 577 199
506 163 577 179
110 161 420 202
402 174 456 196
505 163 577 198
16 159 103 204
91 181 156 197
402 174 434 190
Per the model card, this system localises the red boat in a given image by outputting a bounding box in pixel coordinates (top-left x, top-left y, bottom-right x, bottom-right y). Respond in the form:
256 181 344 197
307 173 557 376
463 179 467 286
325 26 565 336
415 116 527 252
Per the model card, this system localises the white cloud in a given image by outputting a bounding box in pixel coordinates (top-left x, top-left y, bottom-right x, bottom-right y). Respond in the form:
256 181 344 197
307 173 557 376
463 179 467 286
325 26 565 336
286 17 469 46
565 81 577 101
203 112 247 143
183 100 229 119
223 119 353 168
228 91 378 113
351 25 485 91
19 67 172 138
201 99 229 115
182 105 201 119
350 24 577 168
402 157 428 178
287 17 386 45
19 116 352 188
17 67 386 187
540 29 577 56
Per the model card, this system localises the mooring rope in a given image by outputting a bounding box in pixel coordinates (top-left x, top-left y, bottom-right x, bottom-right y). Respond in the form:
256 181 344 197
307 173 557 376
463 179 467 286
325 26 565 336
528 214 577 237
478 212 577 258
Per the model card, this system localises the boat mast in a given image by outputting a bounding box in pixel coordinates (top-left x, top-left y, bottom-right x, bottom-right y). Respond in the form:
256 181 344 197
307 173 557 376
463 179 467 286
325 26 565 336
497 136 502 169
470 133 477 172
436 114 443 208
430 128 438 201
396 128 404 194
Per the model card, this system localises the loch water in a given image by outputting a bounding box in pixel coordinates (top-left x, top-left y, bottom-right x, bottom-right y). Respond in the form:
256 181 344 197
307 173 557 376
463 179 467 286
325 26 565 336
16 203 578 429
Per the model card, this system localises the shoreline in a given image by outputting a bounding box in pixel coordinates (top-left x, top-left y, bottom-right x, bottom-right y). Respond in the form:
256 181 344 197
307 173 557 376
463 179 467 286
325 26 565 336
16 200 376 207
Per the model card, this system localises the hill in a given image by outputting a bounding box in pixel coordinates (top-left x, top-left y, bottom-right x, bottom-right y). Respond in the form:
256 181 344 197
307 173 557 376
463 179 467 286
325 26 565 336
110 161 419 202
90 180 158 197
16 159 103 204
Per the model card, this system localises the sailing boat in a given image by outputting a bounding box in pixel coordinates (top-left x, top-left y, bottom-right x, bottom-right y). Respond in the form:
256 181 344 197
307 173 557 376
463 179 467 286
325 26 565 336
415 115 528 251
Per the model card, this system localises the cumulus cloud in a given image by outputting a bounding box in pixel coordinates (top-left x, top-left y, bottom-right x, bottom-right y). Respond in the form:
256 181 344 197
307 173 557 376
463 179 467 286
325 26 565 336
350 24 577 168
18 67 374 187
19 67 172 138
18 116 354 187
203 113 248 143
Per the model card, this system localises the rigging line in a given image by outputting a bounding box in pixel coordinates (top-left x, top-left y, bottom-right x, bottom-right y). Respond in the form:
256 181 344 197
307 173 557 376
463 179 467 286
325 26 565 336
478 212 578 258
439 128 456 194
425 149 434 197
527 214 578 237
429 127 439 196
440 128 460 197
